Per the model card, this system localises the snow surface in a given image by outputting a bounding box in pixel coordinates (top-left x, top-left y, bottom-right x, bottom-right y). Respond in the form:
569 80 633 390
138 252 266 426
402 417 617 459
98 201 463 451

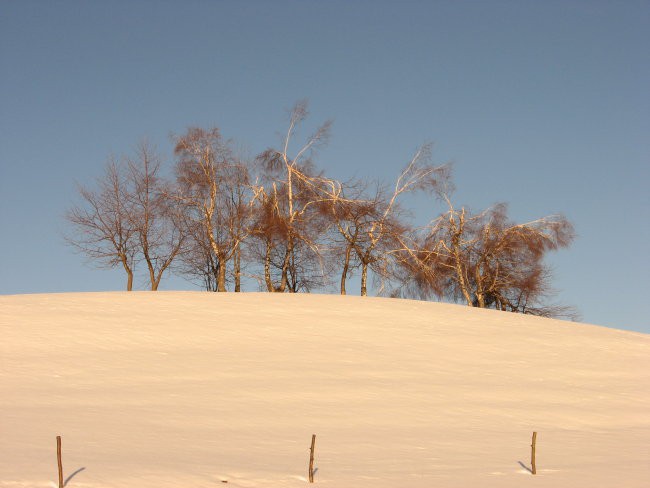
1 292 649 487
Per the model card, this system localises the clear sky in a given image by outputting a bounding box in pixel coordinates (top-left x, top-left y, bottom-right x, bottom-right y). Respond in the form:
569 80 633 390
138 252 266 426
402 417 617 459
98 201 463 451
1 0 648 332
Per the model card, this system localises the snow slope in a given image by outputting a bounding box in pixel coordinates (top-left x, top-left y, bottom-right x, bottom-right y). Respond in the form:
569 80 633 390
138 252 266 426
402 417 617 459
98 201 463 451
1 292 648 487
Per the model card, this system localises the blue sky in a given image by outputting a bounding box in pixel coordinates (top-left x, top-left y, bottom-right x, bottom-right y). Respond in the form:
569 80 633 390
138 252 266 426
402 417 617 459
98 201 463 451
1 0 648 332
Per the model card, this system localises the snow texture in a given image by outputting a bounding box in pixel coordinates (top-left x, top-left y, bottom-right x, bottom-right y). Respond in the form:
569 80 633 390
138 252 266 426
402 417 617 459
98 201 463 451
1 292 649 487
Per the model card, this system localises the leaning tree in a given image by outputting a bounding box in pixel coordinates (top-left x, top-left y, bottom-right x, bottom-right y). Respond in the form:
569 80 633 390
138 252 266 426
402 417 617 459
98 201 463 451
407 194 577 318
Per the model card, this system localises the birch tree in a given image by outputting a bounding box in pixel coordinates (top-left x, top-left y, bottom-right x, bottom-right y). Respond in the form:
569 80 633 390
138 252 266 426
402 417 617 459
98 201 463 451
253 100 335 292
328 145 449 296
174 128 258 292
412 195 577 317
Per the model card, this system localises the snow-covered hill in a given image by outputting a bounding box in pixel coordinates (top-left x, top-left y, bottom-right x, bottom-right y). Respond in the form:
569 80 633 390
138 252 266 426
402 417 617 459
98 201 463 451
1 292 648 487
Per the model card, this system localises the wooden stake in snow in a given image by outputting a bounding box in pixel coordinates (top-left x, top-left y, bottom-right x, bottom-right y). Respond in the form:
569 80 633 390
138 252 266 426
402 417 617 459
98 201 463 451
309 434 316 483
531 431 537 475
56 435 64 488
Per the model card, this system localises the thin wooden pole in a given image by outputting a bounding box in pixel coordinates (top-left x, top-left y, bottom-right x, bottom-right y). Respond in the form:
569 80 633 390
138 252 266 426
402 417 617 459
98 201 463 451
309 434 316 483
56 435 64 488
531 431 537 475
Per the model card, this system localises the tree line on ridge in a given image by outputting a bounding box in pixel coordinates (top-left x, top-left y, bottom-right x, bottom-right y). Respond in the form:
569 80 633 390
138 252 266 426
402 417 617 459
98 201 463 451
66 101 576 318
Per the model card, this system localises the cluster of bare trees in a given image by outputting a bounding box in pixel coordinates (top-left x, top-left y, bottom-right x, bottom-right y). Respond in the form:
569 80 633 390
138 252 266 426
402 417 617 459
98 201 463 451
400 197 577 318
66 101 576 317
66 143 185 291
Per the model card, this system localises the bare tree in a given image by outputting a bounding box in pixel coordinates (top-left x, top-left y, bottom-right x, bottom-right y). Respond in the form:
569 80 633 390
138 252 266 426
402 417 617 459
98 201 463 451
327 145 449 296
324 180 368 295
175 218 222 291
411 195 577 318
174 128 258 292
65 104 576 306
66 159 137 290
252 160 332 292
253 100 335 292
126 142 186 291
227 151 259 291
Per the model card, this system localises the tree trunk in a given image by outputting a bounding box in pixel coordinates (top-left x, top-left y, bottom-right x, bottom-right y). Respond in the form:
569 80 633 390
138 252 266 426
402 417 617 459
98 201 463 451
217 254 227 292
340 243 352 295
234 244 241 292
474 263 485 307
451 222 473 306
360 262 368 296
152 268 165 291
209 257 219 292
264 240 274 292
454 256 472 306
278 249 290 293
147 262 156 291
121 255 134 291
277 238 293 293
126 270 133 292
